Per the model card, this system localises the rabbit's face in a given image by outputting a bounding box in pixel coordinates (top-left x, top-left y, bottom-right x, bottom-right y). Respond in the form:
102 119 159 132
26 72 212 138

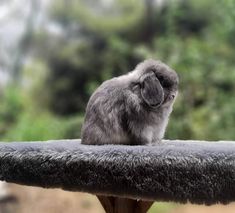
153 63 179 107
132 60 179 110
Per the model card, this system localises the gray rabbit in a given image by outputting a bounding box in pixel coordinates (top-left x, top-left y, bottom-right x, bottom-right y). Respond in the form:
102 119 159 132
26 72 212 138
81 59 179 145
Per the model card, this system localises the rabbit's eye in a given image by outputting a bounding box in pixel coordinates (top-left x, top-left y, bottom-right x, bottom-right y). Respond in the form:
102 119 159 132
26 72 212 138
157 75 164 83
157 75 172 88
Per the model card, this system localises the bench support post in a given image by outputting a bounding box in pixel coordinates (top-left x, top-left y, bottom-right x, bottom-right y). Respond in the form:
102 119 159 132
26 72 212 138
97 195 154 213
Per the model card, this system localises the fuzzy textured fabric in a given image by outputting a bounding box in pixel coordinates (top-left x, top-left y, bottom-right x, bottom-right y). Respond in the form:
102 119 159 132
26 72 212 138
0 140 235 205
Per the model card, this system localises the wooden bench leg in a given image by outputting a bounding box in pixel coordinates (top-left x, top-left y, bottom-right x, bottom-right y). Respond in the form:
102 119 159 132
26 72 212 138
97 196 114 213
97 195 154 213
135 200 154 213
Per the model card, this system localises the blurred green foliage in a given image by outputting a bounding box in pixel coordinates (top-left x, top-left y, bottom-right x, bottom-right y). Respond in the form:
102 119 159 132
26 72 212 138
1 0 235 144
4 112 83 141
0 87 23 137
148 202 175 213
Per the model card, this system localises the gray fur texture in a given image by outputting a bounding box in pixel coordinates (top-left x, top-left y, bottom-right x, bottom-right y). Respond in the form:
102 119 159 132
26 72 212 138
81 59 179 145
0 140 235 205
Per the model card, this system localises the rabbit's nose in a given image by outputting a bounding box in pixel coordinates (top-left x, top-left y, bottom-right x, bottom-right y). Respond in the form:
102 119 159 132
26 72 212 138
169 94 175 101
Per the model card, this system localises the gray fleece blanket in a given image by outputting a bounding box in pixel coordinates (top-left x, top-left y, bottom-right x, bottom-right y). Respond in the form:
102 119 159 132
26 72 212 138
0 139 234 205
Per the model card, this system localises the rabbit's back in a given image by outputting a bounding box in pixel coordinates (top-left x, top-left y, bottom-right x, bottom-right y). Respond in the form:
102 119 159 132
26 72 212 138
81 78 129 145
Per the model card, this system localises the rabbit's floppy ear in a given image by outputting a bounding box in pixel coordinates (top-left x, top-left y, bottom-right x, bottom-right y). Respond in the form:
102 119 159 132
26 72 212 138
140 72 164 108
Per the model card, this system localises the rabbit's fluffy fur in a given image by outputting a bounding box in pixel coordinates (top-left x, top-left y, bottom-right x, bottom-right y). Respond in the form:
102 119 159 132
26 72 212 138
81 59 179 145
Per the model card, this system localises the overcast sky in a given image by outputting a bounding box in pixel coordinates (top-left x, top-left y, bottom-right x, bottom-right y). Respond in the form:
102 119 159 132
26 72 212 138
0 0 50 86
0 0 164 86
